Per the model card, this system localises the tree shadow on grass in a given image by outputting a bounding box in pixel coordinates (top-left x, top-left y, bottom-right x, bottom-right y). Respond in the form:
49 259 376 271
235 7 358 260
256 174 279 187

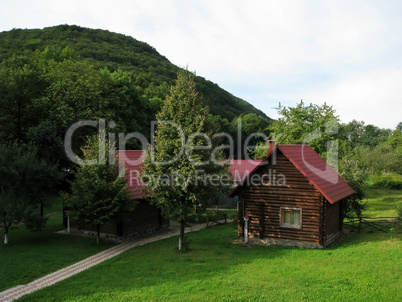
0 218 115 292
18 223 402 301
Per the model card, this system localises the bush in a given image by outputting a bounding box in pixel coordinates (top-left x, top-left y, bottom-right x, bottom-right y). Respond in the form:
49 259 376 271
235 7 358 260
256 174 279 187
339 158 368 218
372 175 402 190
395 202 402 218
187 210 233 224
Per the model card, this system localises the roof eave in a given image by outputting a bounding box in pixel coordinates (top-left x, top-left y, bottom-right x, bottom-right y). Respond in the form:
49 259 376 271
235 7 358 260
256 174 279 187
228 146 278 198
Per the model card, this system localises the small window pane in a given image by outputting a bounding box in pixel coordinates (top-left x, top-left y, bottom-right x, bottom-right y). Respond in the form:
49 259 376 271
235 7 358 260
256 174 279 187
292 210 300 225
280 208 302 228
283 210 291 224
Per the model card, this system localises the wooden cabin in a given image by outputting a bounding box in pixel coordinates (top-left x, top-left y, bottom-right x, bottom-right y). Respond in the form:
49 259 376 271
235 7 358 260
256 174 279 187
64 150 169 239
229 142 355 248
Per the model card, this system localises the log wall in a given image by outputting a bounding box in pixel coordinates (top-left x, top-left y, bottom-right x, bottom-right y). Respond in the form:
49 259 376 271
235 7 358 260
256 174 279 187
66 200 168 238
323 198 342 242
238 151 323 244
121 200 167 236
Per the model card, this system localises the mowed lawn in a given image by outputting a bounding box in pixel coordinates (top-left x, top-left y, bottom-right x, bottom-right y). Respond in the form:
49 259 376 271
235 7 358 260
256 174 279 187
363 188 402 217
18 224 401 301
0 199 116 292
0 189 401 301
17 188 402 302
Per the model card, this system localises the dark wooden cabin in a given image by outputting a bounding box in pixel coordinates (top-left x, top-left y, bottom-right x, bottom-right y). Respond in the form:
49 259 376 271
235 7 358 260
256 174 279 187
64 150 169 239
229 143 355 248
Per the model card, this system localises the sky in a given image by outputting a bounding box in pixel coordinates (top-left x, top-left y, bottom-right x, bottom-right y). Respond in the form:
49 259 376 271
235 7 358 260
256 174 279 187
1 0 401 129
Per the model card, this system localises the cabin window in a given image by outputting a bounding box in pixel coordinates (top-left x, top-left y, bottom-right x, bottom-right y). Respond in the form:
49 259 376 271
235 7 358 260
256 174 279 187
280 208 302 228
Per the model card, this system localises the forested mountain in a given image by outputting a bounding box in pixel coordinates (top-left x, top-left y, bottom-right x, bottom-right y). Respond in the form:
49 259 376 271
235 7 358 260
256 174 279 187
0 24 270 121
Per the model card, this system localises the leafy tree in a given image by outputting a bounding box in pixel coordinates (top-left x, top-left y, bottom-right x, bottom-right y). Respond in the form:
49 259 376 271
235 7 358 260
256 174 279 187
361 124 391 148
0 142 61 244
386 123 402 155
268 101 368 218
339 157 368 219
62 134 133 244
249 141 270 160
269 101 340 159
363 144 402 175
142 70 230 251
27 120 65 164
340 120 392 149
0 55 47 142
231 113 270 135
231 113 271 159
339 120 366 149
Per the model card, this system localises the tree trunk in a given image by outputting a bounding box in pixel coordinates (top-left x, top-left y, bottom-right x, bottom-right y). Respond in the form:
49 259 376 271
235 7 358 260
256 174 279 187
4 227 9 245
179 220 185 250
96 225 101 244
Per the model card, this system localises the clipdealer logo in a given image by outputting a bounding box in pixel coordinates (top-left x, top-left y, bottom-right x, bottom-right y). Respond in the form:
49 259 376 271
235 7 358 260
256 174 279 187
64 118 339 186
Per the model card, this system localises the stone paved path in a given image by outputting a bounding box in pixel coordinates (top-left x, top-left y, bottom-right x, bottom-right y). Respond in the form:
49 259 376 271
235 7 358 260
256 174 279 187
0 221 228 302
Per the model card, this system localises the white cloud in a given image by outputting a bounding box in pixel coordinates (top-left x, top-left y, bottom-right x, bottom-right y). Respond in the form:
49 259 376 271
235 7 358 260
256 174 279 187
303 69 402 129
0 0 401 129
143 0 384 77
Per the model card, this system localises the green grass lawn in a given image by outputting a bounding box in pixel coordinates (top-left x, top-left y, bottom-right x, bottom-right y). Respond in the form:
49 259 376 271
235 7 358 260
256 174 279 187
1 189 401 301
0 198 116 292
18 224 401 301
343 187 401 232
363 188 401 217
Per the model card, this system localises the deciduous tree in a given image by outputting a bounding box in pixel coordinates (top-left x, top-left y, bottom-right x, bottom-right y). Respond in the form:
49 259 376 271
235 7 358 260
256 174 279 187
269 101 339 159
0 55 47 142
0 142 61 244
62 134 133 244
339 157 368 218
268 101 368 219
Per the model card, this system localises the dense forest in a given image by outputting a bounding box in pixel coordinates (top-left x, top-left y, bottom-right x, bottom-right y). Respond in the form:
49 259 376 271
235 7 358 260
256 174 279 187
0 25 400 172
0 25 400 170
0 25 273 162
0 25 270 121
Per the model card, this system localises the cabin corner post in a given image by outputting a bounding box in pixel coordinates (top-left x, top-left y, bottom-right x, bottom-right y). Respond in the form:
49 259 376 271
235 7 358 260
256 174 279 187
259 202 264 238
238 195 244 237
339 199 344 232
320 196 326 246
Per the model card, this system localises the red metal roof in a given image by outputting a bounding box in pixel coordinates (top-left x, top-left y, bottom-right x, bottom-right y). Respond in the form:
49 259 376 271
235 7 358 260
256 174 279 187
117 150 146 200
117 152 263 199
229 159 262 183
229 145 355 204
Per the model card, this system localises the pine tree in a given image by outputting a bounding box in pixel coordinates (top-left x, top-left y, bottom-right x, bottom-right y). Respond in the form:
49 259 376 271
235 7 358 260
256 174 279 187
142 70 229 251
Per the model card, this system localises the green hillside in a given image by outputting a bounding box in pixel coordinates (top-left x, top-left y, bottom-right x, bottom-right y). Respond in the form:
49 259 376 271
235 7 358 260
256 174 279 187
0 24 270 121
